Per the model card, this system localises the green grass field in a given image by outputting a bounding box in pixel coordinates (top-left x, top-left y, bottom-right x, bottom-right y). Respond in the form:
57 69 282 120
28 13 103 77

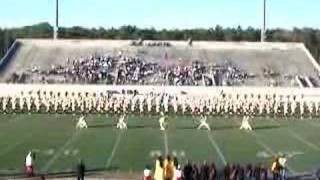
0 113 320 177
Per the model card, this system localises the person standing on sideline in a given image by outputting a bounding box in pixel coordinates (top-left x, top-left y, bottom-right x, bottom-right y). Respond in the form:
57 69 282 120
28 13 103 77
77 159 85 180
154 156 164 180
25 151 35 177
143 165 152 180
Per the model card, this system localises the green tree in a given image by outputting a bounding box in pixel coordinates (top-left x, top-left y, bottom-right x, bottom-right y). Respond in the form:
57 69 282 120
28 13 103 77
214 25 225 41
2 23 320 63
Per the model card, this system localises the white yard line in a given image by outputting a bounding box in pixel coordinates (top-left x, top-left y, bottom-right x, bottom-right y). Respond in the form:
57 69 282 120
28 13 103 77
207 132 227 165
0 116 34 157
250 131 297 175
232 118 297 175
0 133 33 157
306 120 320 128
288 131 320 151
272 120 320 151
250 132 275 153
163 131 169 155
42 131 81 172
105 131 123 168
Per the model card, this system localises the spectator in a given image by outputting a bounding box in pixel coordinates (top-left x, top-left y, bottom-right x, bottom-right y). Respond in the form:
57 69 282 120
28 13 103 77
143 165 152 180
192 163 200 180
209 162 217 180
183 160 193 180
164 155 174 180
237 165 245 180
246 164 253 179
229 164 238 180
154 156 164 180
175 165 182 180
76 159 85 180
260 164 268 180
25 151 35 177
200 160 210 180
253 164 261 180
315 168 320 180
223 163 230 180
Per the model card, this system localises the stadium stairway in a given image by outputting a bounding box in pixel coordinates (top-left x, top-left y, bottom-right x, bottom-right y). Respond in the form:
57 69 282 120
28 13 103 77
309 77 319 87
296 75 308 88
304 76 315 88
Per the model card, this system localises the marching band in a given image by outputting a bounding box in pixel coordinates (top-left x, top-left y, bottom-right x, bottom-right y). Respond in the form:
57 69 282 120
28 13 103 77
0 90 319 119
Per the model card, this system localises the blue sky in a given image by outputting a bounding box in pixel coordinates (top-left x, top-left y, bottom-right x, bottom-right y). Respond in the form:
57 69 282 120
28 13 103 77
0 0 319 29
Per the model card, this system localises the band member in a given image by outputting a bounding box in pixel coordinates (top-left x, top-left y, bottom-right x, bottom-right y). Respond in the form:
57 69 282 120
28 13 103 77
159 112 167 131
197 115 211 131
76 115 88 129
154 156 164 180
116 114 127 130
278 155 287 180
240 116 253 131
271 156 281 180
25 151 35 177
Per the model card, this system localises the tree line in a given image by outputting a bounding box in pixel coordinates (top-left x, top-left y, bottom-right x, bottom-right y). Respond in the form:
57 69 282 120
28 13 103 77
0 22 320 62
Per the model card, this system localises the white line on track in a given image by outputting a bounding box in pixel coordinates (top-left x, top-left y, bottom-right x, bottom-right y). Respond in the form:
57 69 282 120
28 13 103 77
163 131 169 155
42 131 81 173
106 131 123 168
207 132 227 165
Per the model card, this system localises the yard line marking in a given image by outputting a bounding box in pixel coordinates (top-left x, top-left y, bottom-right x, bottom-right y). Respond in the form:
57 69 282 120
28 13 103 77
306 121 320 128
0 133 34 158
249 131 297 175
288 131 320 151
0 115 35 157
106 131 123 168
232 117 297 175
207 132 227 165
163 131 169 155
250 132 274 153
271 119 320 151
42 131 81 173
0 115 25 136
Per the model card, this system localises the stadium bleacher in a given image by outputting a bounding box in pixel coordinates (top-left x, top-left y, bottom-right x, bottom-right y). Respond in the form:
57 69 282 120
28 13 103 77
1 39 320 180
1 39 319 87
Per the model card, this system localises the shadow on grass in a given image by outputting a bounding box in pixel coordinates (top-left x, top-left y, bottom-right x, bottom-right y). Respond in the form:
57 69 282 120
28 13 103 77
88 124 282 131
89 124 114 128
177 124 281 131
254 125 281 131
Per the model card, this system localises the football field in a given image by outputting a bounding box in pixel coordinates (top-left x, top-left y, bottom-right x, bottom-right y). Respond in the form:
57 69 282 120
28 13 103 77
0 113 320 177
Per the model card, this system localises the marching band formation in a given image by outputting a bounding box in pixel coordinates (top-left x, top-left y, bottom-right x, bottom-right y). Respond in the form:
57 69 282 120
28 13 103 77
14 87 316 178
0 90 319 119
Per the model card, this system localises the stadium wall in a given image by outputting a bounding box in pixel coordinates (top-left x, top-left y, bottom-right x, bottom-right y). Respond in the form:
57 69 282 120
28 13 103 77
1 84 320 100
17 39 305 50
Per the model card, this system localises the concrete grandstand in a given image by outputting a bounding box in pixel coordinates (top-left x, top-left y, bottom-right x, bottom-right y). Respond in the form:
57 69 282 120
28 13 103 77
1 39 319 87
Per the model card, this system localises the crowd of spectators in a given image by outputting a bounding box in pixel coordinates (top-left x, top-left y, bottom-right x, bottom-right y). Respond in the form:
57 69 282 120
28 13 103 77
7 53 252 86
181 161 269 180
146 155 288 180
